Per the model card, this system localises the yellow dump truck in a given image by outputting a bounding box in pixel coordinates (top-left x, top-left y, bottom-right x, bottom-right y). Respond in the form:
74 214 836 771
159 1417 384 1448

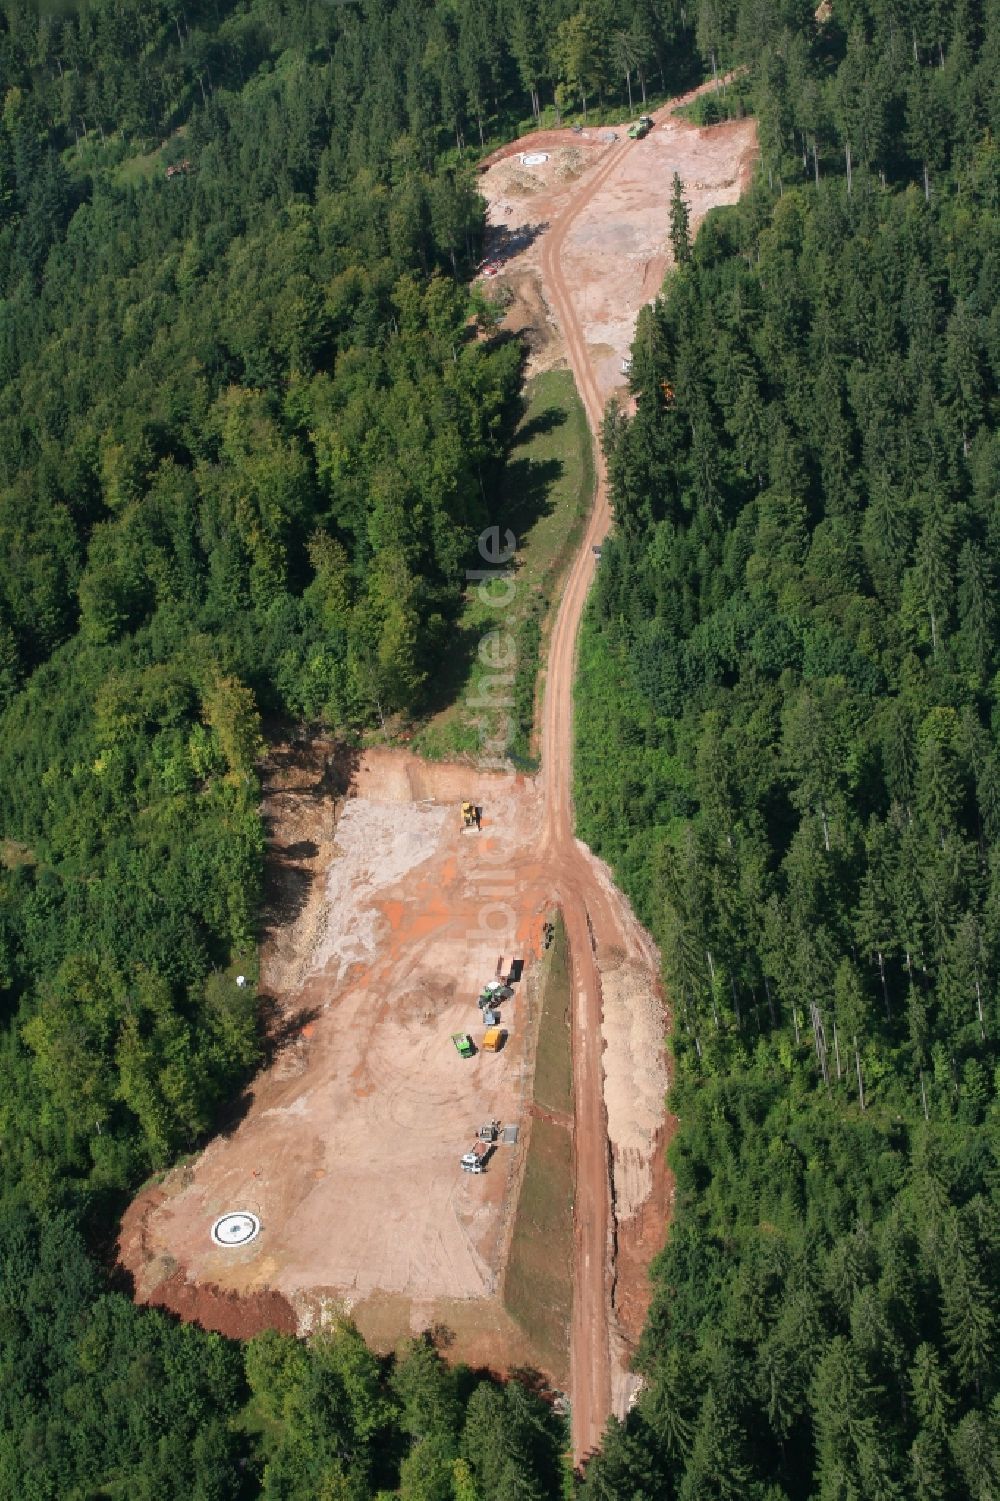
461 801 480 829
482 1026 506 1052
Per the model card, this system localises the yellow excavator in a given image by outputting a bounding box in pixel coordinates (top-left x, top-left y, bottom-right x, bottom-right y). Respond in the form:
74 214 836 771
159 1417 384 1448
462 801 481 830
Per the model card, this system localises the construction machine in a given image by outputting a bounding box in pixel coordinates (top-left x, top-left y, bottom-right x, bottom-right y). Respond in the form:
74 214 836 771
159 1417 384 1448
461 801 481 830
480 981 513 1005
461 1140 493 1173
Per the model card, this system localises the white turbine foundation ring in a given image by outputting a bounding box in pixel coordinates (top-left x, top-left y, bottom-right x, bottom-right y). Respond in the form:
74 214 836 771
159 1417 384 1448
211 1211 261 1247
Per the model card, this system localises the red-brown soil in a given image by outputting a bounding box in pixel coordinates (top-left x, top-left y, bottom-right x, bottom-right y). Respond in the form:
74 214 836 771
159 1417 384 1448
478 86 757 409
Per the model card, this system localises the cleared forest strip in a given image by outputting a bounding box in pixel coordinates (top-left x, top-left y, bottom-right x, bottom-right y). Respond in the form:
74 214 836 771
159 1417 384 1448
504 913 574 1384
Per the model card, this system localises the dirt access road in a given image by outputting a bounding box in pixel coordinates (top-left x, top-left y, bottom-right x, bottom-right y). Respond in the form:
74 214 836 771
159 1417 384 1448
118 84 756 1470
485 83 756 1460
478 83 756 406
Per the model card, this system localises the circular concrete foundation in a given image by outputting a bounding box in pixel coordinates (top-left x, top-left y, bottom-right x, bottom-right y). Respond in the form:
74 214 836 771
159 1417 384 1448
211 1211 261 1247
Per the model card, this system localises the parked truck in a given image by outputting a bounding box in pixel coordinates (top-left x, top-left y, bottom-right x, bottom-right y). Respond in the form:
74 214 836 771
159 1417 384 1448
461 1140 493 1173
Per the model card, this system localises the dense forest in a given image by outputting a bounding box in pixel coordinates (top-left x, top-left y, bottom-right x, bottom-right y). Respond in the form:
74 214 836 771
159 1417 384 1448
3 0 999 1495
577 1 1000 1498
0 0 679 1493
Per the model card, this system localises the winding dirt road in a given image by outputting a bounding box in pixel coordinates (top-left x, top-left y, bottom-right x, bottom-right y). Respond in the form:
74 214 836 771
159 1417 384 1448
536 134 630 1463
530 86 755 1460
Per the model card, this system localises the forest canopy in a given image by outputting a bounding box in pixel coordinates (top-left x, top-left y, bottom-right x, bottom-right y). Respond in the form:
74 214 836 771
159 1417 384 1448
577 2 1000 1498
2 0 1000 1496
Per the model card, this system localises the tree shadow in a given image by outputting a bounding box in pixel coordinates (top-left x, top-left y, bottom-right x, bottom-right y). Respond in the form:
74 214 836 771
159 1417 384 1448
257 995 322 1066
211 996 323 1139
259 857 314 933
212 1082 257 1139
416 444 562 722
500 453 564 540
313 742 362 799
428 1321 456 1350
417 617 487 721
282 838 318 861
509 1365 555 1398
516 404 568 444
256 741 363 941
483 218 549 265
261 738 361 801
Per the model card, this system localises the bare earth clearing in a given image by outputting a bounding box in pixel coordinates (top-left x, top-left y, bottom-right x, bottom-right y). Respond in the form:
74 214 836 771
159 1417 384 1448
479 90 756 407
122 749 552 1365
119 84 756 1465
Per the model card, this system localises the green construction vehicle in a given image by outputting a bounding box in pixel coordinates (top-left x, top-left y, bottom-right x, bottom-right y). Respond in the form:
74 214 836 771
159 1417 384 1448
451 1032 474 1058
628 115 653 140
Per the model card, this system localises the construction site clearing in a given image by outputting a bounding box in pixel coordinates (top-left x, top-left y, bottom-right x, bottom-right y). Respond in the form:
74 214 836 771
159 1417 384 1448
476 96 756 408
117 91 756 1423
120 749 579 1369
119 742 668 1385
